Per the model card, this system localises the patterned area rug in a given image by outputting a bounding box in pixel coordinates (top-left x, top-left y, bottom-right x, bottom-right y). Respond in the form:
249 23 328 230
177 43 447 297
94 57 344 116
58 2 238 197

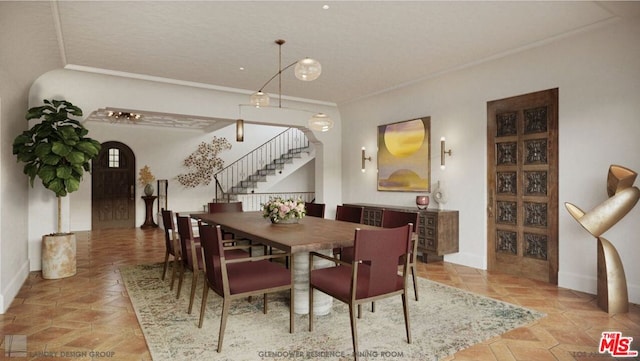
121 263 544 361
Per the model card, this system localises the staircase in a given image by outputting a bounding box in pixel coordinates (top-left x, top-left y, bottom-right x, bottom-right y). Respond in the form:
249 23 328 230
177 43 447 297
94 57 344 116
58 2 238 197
213 128 313 202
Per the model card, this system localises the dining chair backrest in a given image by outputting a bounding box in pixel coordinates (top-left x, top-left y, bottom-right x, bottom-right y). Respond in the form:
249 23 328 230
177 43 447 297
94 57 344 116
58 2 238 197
198 222 226 296
353 224 412 298
381 209 418 233
175 214 199 271
161 209 176 254
335 205 364 224
305 202 326 218
208 202 243 213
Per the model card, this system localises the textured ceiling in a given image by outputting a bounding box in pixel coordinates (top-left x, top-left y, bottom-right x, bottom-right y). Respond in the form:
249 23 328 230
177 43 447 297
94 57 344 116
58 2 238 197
40 1 640 129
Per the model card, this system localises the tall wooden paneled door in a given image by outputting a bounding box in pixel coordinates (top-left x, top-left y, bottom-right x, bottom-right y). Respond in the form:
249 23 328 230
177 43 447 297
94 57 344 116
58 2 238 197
487 88 559 284
92 141 136 229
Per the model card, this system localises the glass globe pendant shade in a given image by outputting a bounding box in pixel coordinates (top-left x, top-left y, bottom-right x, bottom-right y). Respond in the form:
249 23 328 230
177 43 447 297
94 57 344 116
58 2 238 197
295 58 322 81
250 91 270 107
308 113 333 132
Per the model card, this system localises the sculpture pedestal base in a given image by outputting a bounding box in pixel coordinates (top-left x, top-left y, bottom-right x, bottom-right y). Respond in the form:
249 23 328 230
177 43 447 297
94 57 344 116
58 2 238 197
597 237 629 314
293 250 333 315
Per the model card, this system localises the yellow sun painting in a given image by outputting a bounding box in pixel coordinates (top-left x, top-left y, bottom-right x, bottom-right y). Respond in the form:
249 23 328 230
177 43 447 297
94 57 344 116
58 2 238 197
377 117 431 192
384 119 425 157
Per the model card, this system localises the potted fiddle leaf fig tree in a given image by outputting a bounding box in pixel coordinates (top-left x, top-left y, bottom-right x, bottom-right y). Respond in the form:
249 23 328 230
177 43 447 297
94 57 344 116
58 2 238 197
13 99 101 279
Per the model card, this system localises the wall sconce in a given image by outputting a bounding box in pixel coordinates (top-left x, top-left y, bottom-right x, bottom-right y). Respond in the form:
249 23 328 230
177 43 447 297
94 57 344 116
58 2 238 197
361 147 372 173
236 119 244 142
440 136 452 169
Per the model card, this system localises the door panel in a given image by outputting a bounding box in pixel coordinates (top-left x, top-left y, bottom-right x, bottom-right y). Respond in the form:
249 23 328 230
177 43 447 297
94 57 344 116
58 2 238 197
92 141 136 229
487 88 559 284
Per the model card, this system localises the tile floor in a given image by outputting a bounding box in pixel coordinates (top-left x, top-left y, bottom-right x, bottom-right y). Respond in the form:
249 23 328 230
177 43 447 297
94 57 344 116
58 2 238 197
1 227 639 360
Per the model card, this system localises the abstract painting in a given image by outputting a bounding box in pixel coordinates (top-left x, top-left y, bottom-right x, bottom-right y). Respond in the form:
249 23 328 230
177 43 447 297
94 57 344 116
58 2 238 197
377 117 431 192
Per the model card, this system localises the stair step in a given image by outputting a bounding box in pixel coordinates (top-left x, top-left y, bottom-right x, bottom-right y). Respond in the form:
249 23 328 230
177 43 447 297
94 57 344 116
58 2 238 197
274 158 293 165
240 180 258 188
265 163 284 171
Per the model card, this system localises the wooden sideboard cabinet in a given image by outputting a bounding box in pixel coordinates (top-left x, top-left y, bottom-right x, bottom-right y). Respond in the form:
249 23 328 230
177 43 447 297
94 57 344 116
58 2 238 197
344 203 459 260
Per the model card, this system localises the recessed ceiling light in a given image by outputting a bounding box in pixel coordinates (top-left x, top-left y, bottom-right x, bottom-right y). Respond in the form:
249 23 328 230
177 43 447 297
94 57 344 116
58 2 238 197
322 4 329 10
239 67 245 71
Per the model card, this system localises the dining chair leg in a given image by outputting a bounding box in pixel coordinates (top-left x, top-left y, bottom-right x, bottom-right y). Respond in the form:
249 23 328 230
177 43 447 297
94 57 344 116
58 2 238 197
349 303 359 361
402 293 412 344
411 266 419 301
170 259 178 290
162 251 169 280
308 284 314 332
217 298 231 352
263 293 268 314
188 270 199 314
198 284 209 328
289 287 294 333
176 265 185 299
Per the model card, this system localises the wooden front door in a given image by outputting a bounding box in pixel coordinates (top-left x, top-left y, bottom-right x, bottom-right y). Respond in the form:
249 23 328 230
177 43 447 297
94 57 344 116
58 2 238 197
92 141 136 229
487 88 559 284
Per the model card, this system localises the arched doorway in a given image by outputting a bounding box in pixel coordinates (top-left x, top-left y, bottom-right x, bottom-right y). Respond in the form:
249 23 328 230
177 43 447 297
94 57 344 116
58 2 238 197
92 141 136 229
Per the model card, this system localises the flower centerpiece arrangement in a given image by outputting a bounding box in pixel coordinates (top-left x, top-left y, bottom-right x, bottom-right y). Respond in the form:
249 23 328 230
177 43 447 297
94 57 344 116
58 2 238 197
262 197 306 224
138 165 156 196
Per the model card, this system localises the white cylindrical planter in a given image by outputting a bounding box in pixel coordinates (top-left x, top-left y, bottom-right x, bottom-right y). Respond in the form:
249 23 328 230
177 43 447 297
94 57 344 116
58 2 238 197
42 234 77 279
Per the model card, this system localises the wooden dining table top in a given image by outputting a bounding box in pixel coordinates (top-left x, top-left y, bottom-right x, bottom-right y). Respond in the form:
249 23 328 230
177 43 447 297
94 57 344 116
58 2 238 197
191 211 380 254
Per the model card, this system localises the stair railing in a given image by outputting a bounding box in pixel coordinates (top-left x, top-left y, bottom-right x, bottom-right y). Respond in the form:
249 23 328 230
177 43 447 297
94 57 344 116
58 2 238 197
213 127 309 201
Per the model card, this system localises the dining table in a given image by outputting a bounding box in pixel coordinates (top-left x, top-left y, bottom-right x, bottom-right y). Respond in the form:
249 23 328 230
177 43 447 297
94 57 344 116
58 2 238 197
191 211 381 315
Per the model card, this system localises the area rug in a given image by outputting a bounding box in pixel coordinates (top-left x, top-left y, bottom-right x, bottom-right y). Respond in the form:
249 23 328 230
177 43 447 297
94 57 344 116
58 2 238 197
120 263 544 361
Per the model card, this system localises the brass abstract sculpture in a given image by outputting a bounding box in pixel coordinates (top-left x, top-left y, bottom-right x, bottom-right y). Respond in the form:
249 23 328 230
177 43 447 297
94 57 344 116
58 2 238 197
565 165 639 314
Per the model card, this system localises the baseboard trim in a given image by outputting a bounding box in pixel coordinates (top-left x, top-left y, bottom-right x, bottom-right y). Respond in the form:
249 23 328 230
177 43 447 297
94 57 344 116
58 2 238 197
0 259 30 314
559 270 640 305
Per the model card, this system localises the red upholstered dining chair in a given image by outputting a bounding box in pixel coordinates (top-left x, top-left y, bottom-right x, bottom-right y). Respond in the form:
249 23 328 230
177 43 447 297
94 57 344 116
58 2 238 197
309 225 413 361
304 202 326 218
333 205 364 260
207 201 243 213
197 222 293 352
381 209 420 301
336 204 364 223
175 214 248 314
207 202 243 241
160 209 181 290
207 201 263 255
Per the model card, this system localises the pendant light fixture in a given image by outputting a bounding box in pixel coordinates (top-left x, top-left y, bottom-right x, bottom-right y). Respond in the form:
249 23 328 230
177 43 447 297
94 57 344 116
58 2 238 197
239 39 333 138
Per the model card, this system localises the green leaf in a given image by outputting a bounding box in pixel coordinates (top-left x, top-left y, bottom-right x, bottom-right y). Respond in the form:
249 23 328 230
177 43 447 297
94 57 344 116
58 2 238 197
66 104 83 117
12 133 32 147
38 165 56 183
65 151 86 165
52 141 72 156
17 151 36 163
65 178 80 193
56 165 73 179
42 153 61 165
34 143 52 158
75 141 100 157
58 126 80 142
46 178 66 197
24 163 38 180
71 164 84 176
25 106 49 120
35 124 53 138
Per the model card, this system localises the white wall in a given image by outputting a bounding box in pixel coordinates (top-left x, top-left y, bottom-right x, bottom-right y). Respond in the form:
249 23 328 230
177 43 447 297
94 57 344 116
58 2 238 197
0 2 63 313
28 69 342 271
339 19 640 303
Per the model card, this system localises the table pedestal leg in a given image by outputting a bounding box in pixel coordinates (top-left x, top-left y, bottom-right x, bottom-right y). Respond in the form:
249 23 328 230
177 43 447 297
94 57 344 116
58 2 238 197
293 250 333 315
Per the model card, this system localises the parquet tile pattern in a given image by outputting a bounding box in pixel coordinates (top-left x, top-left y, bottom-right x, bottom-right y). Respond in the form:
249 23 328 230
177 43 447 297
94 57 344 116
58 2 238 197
1 228 638 360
